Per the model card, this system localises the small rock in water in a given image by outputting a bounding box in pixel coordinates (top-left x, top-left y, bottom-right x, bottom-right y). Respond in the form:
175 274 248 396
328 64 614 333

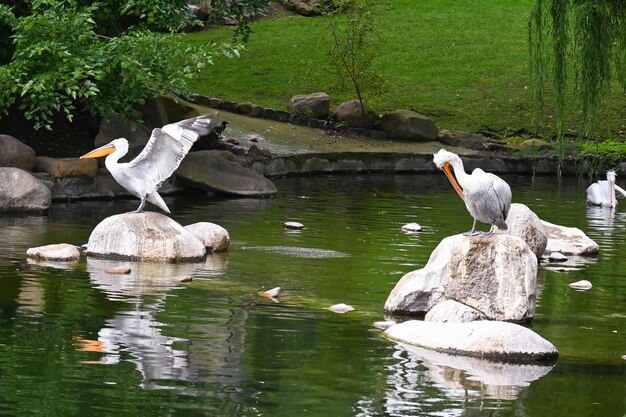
259 287 281 299
284 221 304 230
327 303 355 314
569 280 593 290
105 267 131 274
401 222 422 233
548 252 568 262
373 320 396 330
621 355 626 361
178 276 193 283
26 243 80 262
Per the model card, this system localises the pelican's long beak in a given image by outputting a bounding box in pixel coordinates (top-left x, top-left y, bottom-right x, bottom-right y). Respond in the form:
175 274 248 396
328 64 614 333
80 143 116 159
442 162 465 200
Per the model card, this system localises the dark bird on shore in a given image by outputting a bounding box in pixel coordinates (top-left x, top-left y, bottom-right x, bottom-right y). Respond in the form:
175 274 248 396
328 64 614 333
80 114 214 213
433 149 512 237
214 120 229 137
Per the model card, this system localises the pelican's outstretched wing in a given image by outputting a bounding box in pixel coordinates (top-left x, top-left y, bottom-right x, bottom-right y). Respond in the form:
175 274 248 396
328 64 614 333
127 114 213 194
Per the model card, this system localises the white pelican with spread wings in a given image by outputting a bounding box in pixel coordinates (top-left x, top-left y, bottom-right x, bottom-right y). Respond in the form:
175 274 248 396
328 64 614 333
81 114 213 213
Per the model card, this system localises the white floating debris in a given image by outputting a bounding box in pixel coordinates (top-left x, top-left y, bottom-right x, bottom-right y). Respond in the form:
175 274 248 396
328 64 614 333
327 303 355 314
259 287 282 299
373 320 397 330
105 267 131 274
548 252 568 262
284 221 304 230
569 280 593 290
621 355 626 361
401 222 422 233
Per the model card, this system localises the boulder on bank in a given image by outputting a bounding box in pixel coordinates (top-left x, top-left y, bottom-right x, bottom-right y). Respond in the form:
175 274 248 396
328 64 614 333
0 134 37 170
289 92 330 119
542 220 599 256
86 212 206 262
176 150 277 197
385 320 559 362
26 243 80 262
36 156 98 178
0 167 51 213
184 222 230 252
332 100 380 129
380 110 438 141
503 203 548 259
384 233 537 322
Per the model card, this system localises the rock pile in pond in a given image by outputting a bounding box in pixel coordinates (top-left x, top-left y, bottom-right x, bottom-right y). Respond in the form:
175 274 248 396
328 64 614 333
86 212 229 262
385 320 558 362
384 233 537 322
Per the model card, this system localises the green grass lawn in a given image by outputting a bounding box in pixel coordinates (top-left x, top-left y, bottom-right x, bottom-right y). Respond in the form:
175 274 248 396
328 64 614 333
182 0 623 139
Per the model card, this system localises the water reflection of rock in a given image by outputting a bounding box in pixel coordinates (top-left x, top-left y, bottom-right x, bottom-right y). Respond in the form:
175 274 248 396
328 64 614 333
383 342 554 415
82 257 246 394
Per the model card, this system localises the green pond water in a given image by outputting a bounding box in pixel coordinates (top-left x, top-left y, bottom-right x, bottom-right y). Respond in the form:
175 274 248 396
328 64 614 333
0 174 625 417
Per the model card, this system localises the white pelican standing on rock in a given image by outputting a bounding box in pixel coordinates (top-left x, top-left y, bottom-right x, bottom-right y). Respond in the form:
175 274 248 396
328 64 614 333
80 114 214 213
433 149 512 237
586 170 626 208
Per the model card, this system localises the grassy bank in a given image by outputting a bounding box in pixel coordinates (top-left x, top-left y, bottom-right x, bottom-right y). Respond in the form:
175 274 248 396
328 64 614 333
183 0 623 139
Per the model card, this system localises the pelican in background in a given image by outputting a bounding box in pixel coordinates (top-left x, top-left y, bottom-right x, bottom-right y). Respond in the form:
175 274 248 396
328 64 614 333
80 114 214 213
586 170 626 208
433 149 512 236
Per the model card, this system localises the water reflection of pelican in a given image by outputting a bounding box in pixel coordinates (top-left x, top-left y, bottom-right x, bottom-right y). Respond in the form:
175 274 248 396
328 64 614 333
382 342 554 415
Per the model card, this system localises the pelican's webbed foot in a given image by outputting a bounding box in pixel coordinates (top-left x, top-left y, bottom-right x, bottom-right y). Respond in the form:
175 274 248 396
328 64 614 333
132 197 146 213
463 230 480 236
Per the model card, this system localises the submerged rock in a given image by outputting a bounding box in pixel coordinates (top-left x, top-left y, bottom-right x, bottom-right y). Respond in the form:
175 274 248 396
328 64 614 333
542 220 599 256
26 243 80 262
86 212 206 262
401 222 422 233
284 221 305 230
259 287 282 299
327 303 355 314
384 233 537 322
568 280 593 290
0 167 51 213
385 320 559 362
184 222 230 252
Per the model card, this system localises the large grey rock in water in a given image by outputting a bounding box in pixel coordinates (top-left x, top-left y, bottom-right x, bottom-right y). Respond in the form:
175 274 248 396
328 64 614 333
385 320 558 362
380 109 438 141
87 212 206 262
0 134 37 170
0 167 51 213
542 220 599 256
503 203 547 259
184 222 230 252
384 233 537 322
176 150 277 197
